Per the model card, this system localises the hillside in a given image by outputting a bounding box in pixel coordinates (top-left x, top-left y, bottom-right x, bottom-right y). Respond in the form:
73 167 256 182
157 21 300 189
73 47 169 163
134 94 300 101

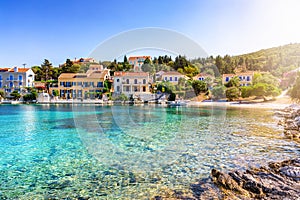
234 43 300 76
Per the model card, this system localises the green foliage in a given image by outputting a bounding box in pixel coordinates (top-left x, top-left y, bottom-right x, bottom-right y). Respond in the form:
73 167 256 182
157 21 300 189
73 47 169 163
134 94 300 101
144 57 151 64
141 63 155 73
103 80 112 93
290 73 300 102
61 59 80 73
225 76 240 88
168 93 176 101
52 89 59 97
253 72 280 87
41 59 53 81
10 90 21 100
192 80 208 96
23 90 37 102
211 85 226 100
241 86 252 98
0 90 4 98
225 87 240 101
157 81 175 94
114 93 128 101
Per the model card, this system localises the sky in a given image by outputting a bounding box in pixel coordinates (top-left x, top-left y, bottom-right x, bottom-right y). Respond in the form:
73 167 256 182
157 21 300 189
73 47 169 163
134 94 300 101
1 0 300 67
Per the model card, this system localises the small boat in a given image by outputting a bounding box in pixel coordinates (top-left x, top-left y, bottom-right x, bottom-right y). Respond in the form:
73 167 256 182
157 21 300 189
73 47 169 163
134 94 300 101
167 100 188 107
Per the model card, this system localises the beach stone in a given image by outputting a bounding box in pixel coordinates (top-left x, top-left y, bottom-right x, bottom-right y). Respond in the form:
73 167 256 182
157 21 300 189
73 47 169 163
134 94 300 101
211 158 300 199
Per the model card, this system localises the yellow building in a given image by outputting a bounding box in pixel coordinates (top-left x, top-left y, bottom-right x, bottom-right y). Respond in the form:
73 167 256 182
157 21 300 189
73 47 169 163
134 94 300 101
56 68 110 99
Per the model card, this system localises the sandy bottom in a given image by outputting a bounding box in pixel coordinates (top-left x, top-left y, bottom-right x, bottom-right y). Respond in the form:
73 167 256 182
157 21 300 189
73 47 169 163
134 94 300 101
188 96 294 110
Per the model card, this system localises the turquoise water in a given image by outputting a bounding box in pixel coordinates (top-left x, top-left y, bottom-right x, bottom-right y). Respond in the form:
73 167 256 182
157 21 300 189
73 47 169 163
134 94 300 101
0 104 299 199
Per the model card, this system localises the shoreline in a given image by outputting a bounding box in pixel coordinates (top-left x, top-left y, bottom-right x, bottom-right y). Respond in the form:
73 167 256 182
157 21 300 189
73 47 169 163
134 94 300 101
0 99 294 110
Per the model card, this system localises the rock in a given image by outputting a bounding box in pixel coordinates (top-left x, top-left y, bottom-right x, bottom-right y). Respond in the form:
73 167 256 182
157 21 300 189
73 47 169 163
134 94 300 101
211 158 300 199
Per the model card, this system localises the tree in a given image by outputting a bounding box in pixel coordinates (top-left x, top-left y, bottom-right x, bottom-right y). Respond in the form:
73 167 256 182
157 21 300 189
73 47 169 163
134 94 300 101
41 59 53 81
123 55 128 63
144 57 151 64
241 86 252 98
61 59 80 73
52 89 59 97
0 90 4 99
10 90 21 100
290 73 300 102
226 87 240 101
211 85 226 100
31 66 42 81
192 80 208 96
225 76 240 88
253 72 280 87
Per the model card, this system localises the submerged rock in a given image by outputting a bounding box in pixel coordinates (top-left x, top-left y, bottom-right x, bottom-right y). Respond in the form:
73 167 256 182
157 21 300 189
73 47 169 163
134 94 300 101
211 158 300 199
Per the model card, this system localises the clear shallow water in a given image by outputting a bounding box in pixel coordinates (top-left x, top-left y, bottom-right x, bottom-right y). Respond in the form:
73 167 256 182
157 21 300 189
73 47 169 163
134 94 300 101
0 104 299 199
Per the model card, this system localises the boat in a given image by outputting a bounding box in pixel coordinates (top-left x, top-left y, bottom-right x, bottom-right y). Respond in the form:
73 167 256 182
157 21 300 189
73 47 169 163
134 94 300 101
167 100 188 107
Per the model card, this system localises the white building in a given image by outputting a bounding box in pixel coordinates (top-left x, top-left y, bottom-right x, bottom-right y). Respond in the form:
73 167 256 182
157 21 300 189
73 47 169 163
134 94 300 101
0 67 35 93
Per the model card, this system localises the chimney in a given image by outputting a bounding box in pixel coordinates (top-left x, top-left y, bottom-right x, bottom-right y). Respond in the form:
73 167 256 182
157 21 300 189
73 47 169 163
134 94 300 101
14 66 18 72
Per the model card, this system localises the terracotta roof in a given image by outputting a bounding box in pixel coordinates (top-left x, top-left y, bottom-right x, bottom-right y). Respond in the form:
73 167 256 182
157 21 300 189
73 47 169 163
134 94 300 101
0 67 30 72
161 71 184 76
222 71 255 77
59 73 76 79
128 56 151 60
114 71 149 77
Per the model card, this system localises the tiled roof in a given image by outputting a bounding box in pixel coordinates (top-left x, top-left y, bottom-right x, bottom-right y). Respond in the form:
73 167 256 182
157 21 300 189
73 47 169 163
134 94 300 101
59 73 76 79
222 71 255 77
128 56 151 60
0 67 31 72
161 71 184 76
114 71 149 77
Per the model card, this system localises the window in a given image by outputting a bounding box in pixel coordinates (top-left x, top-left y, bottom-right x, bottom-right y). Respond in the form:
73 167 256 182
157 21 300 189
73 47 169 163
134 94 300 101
90 82 94 87
19 82 22 86
78 82 82 86
246 76 250 81
0 82 2 87
175 77 178 81
170 77 173 81
9 82 13 87
117 79 120 82
164 77 167 81
126 86 130 91
18 75 22 81
10 75 13 80
60 82 64 86
239 76 242 80
143 79 146 84
126 79 129 84
97 82 103 87
116 86 120 92
0 75 2 80
134 79 137 84
225 77 230 82
134 86 138 92
73 82 76 86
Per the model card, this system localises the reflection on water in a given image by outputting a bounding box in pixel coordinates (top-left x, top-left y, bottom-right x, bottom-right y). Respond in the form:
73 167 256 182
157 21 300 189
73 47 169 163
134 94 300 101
0 104 299 199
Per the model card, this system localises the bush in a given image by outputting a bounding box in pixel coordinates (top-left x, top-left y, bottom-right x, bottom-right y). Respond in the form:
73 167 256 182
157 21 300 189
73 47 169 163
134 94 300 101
0 90 4 98
290 73 300 102
114 93 128 101
10 90 21 100
226 87 240 101
23 91 38 102
211 85 226 100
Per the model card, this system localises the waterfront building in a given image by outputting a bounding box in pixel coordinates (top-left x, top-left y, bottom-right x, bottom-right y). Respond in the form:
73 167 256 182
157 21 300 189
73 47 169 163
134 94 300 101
55 66 111 99
193 73 214 81
113 71 151 99
222 71 255 86
0 66 35 93
160 71 186 85
128 56 151 72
